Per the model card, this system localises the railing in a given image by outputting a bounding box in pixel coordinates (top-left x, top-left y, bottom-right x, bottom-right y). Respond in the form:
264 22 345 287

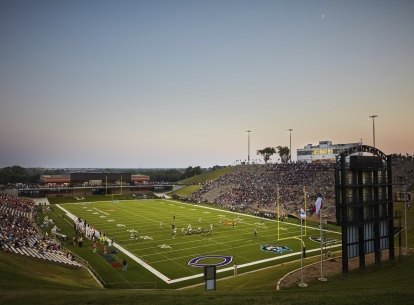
61 246 106 288
105 282 157 289
32 214 105 288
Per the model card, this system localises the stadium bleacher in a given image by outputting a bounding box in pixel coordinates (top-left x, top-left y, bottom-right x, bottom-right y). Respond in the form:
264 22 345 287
0 194 81 268
189 163 336 220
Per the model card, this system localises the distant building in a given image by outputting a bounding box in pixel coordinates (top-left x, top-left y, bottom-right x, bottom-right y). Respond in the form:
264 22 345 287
131 174 150 185
27 172 155 198
70 172 134 186
40 172 150 186
40 175 71 186
297 140 361 163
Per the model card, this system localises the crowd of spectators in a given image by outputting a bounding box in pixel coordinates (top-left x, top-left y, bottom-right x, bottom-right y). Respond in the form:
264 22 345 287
189 158 414 221
0 195 36 248
393 158 414 191
189 163 336 220
0 193 34 216
0 194 78 267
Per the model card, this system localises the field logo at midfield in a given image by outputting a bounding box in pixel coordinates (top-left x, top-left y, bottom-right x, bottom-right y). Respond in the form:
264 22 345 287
188 255 233 268
260 245 291 254
309 237 338 245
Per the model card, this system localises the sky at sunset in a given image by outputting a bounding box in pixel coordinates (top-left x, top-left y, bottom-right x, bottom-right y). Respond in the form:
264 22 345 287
1 0 413 168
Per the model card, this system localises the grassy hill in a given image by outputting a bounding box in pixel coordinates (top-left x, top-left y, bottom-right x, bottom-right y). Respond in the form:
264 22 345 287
0 250 100 290
171 166 234 198
1 248 413 305
0 250 101 305
179 166 234 185
169 184 202 197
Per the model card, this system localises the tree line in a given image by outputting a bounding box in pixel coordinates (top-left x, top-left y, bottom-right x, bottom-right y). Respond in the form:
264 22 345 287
0 165 214 185
256 149 414 164
256 146 290 163
390 153 414 162
137 166 204 182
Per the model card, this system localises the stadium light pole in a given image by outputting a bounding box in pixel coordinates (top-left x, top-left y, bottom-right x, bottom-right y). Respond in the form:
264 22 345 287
246 130 251 164
287 129 293 162
369 115 378 147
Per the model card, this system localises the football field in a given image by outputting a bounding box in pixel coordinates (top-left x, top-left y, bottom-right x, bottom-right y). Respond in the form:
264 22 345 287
57 199 341 284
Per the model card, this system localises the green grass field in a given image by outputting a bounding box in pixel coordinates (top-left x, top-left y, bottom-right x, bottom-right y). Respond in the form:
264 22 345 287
56 199 341 286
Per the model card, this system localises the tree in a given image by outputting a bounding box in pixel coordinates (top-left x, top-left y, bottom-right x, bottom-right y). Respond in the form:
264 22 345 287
0 166 30 184
138 168 183 182
257 147 276 164
277 146 290 163
183 166 202 179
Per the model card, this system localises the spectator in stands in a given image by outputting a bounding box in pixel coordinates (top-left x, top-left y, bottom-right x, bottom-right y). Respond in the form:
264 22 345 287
188 163 336 221
0 194 78 267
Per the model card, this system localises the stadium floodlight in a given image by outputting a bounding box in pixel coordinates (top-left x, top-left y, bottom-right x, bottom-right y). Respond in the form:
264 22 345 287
287 129 293 162
369 115 378 147
246 130 251 164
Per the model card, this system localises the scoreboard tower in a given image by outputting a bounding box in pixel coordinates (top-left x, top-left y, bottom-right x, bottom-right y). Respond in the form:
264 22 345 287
335 145 394 273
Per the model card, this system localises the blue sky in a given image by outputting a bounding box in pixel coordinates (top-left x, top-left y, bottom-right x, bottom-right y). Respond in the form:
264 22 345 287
1 0 413 168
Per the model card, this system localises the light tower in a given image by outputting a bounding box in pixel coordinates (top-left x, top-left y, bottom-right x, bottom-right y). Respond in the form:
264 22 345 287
369 115 378 147
246 130 251 164
287 129 293 162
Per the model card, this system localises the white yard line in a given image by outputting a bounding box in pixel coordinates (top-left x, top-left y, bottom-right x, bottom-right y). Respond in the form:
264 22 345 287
93 207 110 216
169 200 341 235
113 242 172 283
56 204 79 222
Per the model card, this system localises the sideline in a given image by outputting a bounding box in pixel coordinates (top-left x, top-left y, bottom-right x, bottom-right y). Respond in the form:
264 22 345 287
56 204 172 283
